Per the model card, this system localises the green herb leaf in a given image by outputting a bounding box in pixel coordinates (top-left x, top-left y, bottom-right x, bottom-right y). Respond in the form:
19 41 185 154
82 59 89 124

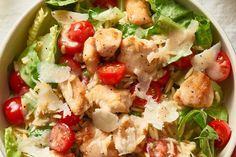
28 126 51 137
4 127 21 157
205 104 228 121
193 111 207 129
197 125 218 140
45 0 78 6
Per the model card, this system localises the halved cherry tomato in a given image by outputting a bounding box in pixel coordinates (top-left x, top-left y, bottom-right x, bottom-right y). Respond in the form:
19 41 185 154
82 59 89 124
10 71 29 95
58 21 94 56
208 120 231 149
59 112 80 126
58 56 82 77
146 138 177 157
173 53 194 70
49 123 75 153
156 69 170 87
132 81 161 108
3 97 24 125
207 51 231 82
97 63 126 85
93 0 117 8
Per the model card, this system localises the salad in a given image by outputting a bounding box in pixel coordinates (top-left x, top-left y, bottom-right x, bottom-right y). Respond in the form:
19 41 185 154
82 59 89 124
2 0 232 157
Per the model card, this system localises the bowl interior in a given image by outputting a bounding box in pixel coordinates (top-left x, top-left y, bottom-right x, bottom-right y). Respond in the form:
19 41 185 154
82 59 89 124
0 0 235 156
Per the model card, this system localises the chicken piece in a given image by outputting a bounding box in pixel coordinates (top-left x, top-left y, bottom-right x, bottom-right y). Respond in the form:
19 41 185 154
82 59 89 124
83 37 100 74
75 122 119 157
113 115 148 155
59 75 89 115
118 36 158 76
94 28 122 57
173 71 214 108
125 0 152 25
86 85 133 113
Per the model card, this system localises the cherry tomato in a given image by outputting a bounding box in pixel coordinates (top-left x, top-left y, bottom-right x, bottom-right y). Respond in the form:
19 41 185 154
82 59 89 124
58 56 82 77
97 63 126 85
58 21 95 56
146 139 177 157
3 97 24 125
208 120 231 149
93 0 117 8
132 81 162 108
9 71 29 95
173 53 194 70
59 112 80 126
207 51 231 82
49 123 75 153
156 69 170 87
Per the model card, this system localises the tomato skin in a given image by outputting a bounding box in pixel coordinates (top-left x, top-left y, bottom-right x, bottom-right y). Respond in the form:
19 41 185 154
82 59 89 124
93 0 117 8
146 139 177 157
58 56 82 77
173 54 194 70
58 21 95 56
208 120 231 149
97 63 126 85
10 71 29 95
3 97 24 125
207 51 231 82
156 69 170 87
59 113 80 126
132 81 162 108
49 123 75 153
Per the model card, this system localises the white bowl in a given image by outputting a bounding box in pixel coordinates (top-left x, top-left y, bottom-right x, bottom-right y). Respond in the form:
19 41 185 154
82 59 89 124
0 0 235 156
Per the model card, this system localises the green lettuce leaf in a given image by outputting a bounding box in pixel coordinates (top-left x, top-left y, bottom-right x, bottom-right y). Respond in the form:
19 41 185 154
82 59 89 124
22 91 37 118
4 127 21 157
17 43 41 88
89 7 125 29
205 104 228 121
27 7 56 46
194 15 213 50
117 23 161 39
45 0 78 6
149 0 191 21
38 25 60 63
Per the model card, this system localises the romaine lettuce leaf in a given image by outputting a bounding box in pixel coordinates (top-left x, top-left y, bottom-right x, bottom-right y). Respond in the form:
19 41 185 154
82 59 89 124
45 0 78 6
194 15 213 50
117 23 161 39
89 7 125 29
18 43 41 88
38 25 60 63
28 126 51 137
27 8 49 46
4 127 21 157
149 0 191 21
22 90 37 118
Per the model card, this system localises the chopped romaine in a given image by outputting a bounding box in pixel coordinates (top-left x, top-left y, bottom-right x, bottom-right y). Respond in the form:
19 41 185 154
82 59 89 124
4 127 21 157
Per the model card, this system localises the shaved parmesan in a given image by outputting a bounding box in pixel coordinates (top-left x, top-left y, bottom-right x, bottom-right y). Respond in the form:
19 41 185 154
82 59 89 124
192 42 221 71
92 109 119 132
144 100 179 130
38 62 71 83
52 10 88 25
177 142 196 157
147 20 199 65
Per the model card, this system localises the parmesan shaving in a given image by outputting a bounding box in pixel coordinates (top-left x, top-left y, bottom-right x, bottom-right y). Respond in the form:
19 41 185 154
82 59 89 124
144 100 179 130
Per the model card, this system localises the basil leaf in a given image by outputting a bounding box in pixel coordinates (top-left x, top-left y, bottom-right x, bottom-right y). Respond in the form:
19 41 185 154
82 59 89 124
205 104 228 121
193 111 207 129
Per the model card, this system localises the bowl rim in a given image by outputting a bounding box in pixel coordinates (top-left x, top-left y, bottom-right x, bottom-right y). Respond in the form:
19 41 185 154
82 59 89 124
0 0 235 156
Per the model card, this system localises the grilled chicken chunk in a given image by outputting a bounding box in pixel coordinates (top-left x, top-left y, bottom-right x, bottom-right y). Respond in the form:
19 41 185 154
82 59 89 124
113 115 148 155
59 75 89 115
173 71 214 108
94 28 122 58
118 36 158 76
125 0 152 25
76 122 119 157
86 85 133 113
83 37 100 74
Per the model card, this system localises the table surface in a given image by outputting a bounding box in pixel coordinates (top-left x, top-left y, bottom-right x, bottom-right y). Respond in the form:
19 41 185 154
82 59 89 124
0 0 236 157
